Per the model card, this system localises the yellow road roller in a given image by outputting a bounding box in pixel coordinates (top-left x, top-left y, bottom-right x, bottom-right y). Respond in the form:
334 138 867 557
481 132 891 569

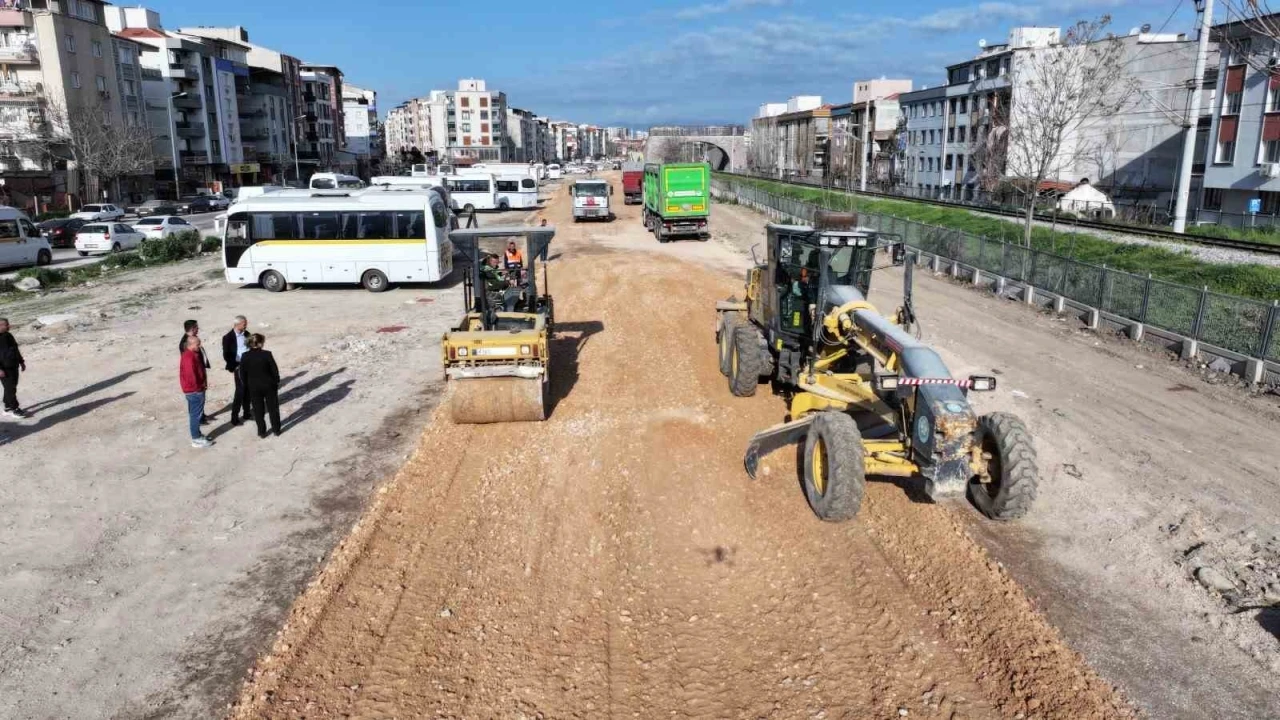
443 226 555 423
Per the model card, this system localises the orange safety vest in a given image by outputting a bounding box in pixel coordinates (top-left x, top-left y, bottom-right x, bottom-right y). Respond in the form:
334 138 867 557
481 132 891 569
505 247 524 265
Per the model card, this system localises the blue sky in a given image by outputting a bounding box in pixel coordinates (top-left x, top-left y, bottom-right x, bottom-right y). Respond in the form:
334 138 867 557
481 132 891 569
140 0 1197 127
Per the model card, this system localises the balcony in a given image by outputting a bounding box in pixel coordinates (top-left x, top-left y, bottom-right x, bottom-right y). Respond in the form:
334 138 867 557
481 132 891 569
0 45 37 64
303 91 316 103
168 63 199 80
179 150 211 163
175 120 204 137
172 94 202 110
0 81 42 101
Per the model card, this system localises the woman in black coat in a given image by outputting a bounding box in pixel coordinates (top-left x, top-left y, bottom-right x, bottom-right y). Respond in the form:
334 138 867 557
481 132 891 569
237 333 281 438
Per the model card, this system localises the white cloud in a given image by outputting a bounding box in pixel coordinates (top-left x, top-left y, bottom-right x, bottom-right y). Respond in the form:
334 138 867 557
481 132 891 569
674 0 792 21
906 2 1041 33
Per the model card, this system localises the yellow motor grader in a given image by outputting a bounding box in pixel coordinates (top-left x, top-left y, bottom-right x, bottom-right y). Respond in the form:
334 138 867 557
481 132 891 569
443 226 555 424
715 212 1039 521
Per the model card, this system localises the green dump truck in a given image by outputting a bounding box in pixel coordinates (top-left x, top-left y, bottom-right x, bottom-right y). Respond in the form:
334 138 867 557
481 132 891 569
642 162 710 242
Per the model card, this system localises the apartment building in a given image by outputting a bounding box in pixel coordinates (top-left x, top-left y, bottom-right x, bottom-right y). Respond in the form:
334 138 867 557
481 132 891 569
299 65 339 170
342 83 380 176
899 26 1201 204
749 95 831 177
1199 16 1280 222
829 89 906 189
0 0 134 206
507 106 537 162
180 26 303 184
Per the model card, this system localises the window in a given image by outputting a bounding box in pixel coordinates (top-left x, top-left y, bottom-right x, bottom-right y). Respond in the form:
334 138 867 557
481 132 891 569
1225 92 1242 115
480 110 488 120
1230 37 1252 65
68 0 96 20
945 154 954 170
461 122 471 132
95 75 106 92
480 96 488 107
460 97 470 107
521 178 535 189
959 97 968 114
431 200 449 229
1263 191 1280 214
1270 84 1280 113
301 212 342 239
958 126 966 142
70 71 81 89
948 98 957 115
1203 188 1223 210
91 40 102 58
65 33 75 53
1266 139 1280 164
1217 138 1236 163
392 211 425 239
481 123 489 133
123 80 136 96
449 178 492 193
947 127 955 142
118 46 134 64
461 110 471 119
251 213 299 240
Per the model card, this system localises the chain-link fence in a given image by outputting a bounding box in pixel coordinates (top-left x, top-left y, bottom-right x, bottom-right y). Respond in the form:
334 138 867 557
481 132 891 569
714 178 1280 364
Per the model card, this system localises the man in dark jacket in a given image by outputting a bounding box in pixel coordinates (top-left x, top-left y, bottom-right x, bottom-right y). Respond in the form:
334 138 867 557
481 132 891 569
178 319 211 423
0 318 26 418
238 333 281 438
221 315 251 426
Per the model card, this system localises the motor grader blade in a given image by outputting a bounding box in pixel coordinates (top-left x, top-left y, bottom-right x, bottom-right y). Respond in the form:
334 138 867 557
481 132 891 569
744 415 814 479
448 368 546 424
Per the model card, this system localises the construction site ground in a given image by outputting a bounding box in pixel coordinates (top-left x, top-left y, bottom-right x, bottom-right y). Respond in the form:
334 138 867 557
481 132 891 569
2 177 1276 719
232 178 1278 719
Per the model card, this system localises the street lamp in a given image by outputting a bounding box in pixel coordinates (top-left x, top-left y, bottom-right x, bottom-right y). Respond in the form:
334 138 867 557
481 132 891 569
167 91 187 199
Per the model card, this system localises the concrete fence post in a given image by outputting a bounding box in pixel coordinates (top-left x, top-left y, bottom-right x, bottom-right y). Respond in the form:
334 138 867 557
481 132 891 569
1258 299 1279 361
1192 285 1210 341
1140 273 1153 324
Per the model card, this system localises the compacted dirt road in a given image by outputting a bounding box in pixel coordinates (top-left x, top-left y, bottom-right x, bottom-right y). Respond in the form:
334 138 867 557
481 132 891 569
232 180 1132 718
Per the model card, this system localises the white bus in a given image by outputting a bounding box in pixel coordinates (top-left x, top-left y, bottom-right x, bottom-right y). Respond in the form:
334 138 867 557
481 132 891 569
445 174 501 212
310 173 365 191
370 175 444 189
222 188 453 293
493 174 539 209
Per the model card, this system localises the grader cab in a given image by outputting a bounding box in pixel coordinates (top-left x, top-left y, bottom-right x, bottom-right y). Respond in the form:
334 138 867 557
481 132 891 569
716 212 1039 522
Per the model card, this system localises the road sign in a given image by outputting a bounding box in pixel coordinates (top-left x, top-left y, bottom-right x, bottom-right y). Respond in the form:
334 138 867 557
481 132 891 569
229 163 260 174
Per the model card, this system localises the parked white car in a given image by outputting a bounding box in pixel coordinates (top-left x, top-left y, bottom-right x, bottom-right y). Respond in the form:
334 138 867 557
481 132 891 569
71 203 126 221
75 222 145 256
134 215 194 239
0 205 53 269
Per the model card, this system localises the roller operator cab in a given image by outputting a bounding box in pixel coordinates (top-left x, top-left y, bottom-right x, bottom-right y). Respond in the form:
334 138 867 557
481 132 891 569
642 162 710 242
716 213 1040 523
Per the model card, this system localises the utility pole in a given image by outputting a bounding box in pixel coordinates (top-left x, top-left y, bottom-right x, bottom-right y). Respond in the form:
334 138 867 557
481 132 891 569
167 92 187 200
1173 0 1214 234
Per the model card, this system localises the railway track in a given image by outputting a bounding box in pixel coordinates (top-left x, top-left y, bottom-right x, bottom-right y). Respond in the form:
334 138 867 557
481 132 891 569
718 172 1280 257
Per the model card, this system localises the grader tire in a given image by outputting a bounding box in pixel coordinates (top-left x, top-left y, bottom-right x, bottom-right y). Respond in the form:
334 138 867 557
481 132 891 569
729 325 764 397
802 412 865 522
450 377 547 424
968 412 1039 520
717 313 742 377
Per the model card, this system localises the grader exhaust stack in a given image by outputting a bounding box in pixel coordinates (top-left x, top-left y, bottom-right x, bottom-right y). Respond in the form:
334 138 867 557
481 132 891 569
443 226 555 424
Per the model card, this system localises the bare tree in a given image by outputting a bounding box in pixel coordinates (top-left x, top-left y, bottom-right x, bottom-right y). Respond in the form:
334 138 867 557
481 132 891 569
36 99 155 203
749 119 780 177
649 135 684 163
1004 16 1133 245
1214 2 1279 75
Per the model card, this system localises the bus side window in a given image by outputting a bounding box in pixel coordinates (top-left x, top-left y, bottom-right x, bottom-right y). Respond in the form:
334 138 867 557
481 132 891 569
312 178 336 190
302 212 340 239
393 211 425 239
358 212 391 239
226 220 250 246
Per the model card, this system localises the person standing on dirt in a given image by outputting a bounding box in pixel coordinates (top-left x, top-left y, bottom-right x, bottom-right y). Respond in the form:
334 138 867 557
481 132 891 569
180 335 213 449
0 318 27 418
178 319 211 424
238 333 282 438
221 315 251 426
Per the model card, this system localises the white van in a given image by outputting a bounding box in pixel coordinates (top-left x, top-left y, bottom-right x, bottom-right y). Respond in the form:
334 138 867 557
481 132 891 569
494 174 539 209
547 164 563 180
0 206 53 269
310 173 365 191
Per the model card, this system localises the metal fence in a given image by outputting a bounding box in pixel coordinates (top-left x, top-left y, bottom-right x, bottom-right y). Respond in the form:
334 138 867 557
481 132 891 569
714 178 1280 365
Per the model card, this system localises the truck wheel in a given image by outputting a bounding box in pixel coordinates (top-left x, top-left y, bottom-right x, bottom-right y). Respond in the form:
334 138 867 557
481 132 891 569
803 412 865 521
729 325 764 397
968 412 1039 520
717 313 742 377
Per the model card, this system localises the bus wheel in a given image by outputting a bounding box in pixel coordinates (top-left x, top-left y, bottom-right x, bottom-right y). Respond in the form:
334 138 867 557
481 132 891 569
362 269 390 293
260 270 287 293
498 199 510 210
463 203 476 215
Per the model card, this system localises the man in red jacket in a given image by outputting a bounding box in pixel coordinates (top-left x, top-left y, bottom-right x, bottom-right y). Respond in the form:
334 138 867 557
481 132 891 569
180 335 214 448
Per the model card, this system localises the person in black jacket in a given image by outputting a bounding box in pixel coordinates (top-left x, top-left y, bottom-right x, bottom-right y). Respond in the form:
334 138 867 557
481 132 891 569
221 315 251 426
178 319 212 424
0 318 27 418
238 333 281 438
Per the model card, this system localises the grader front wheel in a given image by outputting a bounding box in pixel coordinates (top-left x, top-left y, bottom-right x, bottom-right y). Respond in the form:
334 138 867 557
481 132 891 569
802 412 866 521
729 326 763 397
717 313 741 377
968 412 1039 520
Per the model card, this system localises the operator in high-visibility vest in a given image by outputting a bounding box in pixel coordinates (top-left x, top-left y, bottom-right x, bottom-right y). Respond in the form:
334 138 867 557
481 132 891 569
504 240 524 269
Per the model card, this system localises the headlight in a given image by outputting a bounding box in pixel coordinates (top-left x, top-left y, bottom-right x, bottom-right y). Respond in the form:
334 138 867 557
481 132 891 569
520 345 531 355
457 347 468 357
